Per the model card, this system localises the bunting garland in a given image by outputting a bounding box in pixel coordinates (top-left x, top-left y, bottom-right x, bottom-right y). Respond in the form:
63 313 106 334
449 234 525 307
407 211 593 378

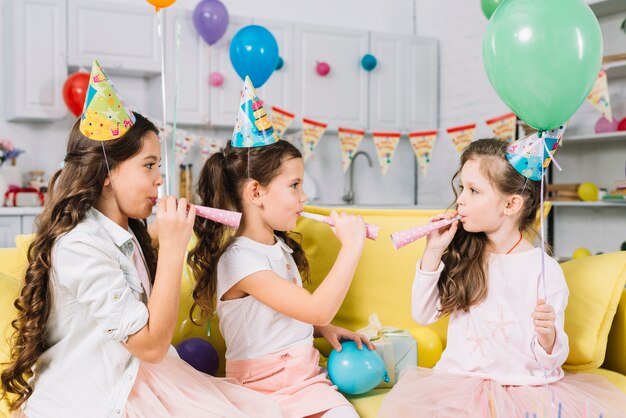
372 132 401 176
408 130 437 177
338 127 365 172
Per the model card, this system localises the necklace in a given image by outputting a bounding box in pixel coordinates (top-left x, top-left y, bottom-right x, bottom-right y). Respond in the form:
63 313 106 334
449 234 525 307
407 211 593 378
506 232 523 254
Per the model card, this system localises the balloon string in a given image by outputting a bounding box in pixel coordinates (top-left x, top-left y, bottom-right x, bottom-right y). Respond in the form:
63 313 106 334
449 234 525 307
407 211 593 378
171 9 182 197
158 10 170 196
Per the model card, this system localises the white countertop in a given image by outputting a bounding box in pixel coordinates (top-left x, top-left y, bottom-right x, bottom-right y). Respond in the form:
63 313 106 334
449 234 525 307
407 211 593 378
0 206 44 215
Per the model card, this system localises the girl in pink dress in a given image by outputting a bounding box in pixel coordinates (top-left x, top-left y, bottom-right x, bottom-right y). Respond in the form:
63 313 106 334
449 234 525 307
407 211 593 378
380 138 626 417
0 77 280 417
189 138 373 418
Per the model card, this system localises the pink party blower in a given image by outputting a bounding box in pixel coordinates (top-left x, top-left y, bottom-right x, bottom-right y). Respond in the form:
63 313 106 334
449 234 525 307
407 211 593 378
390 215 462 250
299 212 379 241
193 204 242 228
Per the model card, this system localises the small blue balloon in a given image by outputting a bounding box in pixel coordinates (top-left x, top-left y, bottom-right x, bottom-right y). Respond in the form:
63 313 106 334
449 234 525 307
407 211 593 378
229 25 279 88
276 56 284 71
361 54 377 71
327 341 387 395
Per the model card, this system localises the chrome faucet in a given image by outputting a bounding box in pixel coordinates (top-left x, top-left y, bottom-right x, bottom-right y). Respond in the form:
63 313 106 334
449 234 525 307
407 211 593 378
342 151 373 205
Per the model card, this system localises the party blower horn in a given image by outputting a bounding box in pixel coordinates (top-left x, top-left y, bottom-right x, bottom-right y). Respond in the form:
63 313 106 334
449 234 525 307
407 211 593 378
390 215 461 250
192 205 379 241
193 204 242 228
300 212 379 241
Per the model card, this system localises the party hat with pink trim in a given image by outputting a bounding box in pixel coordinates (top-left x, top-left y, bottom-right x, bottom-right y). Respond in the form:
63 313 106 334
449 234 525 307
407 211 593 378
231 76 279 147
505 124 566 181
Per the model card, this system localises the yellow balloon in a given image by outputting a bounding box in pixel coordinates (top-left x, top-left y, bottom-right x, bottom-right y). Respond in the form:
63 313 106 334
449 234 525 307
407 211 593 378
409 326 443 368
146 0 176 12
572 247 592 259
577 182 599 202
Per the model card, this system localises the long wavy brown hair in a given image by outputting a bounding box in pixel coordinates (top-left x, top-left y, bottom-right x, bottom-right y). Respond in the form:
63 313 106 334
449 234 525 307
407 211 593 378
0 113 159 410
438 138 542 316
188 140 309 322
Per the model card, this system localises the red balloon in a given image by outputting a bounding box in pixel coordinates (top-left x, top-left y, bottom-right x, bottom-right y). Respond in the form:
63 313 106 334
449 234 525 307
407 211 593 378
62 72 90 117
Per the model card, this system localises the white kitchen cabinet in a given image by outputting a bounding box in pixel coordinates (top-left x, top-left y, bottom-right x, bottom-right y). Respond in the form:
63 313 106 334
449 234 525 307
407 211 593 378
3 0 68 121
368 33 406 131
208 16 253 126
255 19 296 128
68 0 160 75
294 24 369 129
162 11 209 125
404 37 439 132
0 216 22 248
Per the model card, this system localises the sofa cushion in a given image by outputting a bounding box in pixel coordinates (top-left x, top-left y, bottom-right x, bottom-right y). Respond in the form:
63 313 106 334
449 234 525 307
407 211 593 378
295 206 450 357
0 272 21 417
562 251 626 371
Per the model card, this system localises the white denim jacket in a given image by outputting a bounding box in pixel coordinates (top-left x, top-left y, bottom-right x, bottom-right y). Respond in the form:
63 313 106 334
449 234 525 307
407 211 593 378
23 208 149 418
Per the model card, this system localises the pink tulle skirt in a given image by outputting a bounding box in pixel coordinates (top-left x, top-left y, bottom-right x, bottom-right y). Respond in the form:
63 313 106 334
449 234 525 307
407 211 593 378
379 367 626 418
123 349 281 418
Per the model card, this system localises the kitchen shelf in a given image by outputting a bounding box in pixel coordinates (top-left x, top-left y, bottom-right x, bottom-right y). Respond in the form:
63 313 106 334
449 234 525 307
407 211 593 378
549 201 626 207
588 0 626 18
561 131 626 146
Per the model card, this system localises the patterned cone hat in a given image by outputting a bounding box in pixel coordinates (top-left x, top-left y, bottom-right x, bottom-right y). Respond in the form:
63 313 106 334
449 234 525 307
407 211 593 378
79 60 135 141
505 124 566 181
231 76 279 147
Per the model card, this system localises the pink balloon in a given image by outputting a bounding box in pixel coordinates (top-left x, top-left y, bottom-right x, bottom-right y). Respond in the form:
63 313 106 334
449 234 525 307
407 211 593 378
208 71 224 87
594 116 618 134
316 61 330 76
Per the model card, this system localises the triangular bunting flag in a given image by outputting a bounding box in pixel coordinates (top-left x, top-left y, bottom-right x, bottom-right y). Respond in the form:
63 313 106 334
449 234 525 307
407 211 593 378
485 113 517 142
586 70 613 122
271 106 296 137
301 118 327 162
446 124 476 154
372 132 401 176
338 127 365 172
408 130 437 177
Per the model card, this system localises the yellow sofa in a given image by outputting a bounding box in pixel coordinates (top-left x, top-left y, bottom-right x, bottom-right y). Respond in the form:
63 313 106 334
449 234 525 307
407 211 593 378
2 207 626 418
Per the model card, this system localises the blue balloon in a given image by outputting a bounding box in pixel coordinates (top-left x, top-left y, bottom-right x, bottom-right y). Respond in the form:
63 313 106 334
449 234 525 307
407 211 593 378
361 54 377 71
229 25 279 88
327 341 387 395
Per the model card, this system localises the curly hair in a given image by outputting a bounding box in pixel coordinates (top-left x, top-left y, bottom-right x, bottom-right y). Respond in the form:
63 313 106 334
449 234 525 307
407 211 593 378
0 113 159 410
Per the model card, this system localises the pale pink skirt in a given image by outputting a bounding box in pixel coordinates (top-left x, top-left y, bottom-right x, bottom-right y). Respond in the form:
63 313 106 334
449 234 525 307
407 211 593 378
123 349 281 418
379 367 626 418
226 342 352 418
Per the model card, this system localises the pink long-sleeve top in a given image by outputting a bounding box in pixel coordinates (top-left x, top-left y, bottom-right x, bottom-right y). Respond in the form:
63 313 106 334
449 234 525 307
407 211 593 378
412 247 569 385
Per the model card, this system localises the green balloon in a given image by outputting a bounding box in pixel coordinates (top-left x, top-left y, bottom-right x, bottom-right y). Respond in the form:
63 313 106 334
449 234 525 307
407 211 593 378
483 0 603 131
481 0 503 19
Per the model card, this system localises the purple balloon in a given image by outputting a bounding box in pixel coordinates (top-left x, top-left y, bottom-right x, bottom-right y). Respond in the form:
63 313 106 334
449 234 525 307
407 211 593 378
193 0 229 46
594 116 618 134
175 338 219 376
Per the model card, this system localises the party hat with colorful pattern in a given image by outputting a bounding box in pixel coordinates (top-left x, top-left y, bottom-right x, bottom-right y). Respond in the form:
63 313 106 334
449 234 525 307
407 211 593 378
231 76 279 147
79 60 135 141
505 124 566 181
